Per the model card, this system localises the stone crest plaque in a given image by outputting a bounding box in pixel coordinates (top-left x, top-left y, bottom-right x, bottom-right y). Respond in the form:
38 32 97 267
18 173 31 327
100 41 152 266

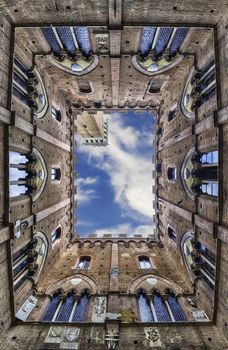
15 295 38 321
92 296 107 322
45 326 80 349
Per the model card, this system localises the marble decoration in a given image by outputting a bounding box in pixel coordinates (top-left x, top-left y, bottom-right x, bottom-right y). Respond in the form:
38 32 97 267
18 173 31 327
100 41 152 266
15 296 38 321
45 326 80 349
144 327 162 347
192 310 210 322
92 296 107 322
146 278 158 286
90 327 105 344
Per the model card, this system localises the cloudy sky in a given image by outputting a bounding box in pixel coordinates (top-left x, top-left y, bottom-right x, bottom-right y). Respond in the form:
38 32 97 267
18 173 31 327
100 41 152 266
75 111 155 237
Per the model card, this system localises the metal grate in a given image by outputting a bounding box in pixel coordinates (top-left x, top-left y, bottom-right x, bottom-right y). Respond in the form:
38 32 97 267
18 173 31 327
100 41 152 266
153 294 171 321
42 27 61 54
138 293 154 322
74 27 91 55
169 28 189 55
42 295 60 321
55 295 75 322
168 295 186 321
155 27 172 55
56 27 75 54
140 27 156 55
72 293 89 322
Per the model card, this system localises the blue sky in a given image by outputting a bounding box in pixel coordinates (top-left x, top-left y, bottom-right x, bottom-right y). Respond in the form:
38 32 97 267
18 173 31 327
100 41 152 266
74 111 155 237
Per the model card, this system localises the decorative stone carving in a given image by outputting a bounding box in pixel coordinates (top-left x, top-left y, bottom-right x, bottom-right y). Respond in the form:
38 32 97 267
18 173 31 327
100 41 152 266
110 268 118 277
94 33 109 53
60 328 80 349
15 295 38 321
92 296 107 322
144 327 162 347
90 327 105 344
45 326 63 344
45 327 80 349
192 310 210 322
105 330 119 349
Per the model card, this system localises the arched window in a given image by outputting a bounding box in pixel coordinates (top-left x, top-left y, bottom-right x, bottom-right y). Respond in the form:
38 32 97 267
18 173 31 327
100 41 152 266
78 81 92 94
138 256 152 269
9 150 47 200
42 292 61 321
55 292 76 322
77 256 91 269
167 167 177 181
132 27 188 75
168 104 177 122
197 242 215 291
33 232 48 281
181 148 218 199
167 227 177 242
152 292 171 321
137 291 154 322
12 238 44 291
13 58 48 118
51 106 62 122
181 59 216 119
51 226 61 243
71 290 90 322
148 78 165 93
51 167 61 181
181 232 215 290
167 293 187 321
42 26 98 75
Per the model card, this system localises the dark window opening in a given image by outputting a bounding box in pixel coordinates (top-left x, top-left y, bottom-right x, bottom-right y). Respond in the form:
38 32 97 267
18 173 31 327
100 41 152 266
167 167 177 181
51 168 61 181
79 81 92 94
51 106 62 122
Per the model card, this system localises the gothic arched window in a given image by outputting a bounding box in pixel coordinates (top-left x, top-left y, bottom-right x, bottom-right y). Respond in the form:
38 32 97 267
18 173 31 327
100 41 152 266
181 148 218 200
13 58 48 118
71 291 90 322
9 149 47 200
42 292 61 321
181 59 216 119
132 27 188 76
55 292 76 322
152 293 171 321
138 256 152 269
137 291 154 322
167 293 187 321
42 26 98 75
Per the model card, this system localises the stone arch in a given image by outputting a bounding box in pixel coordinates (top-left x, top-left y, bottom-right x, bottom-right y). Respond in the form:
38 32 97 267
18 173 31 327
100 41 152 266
128 273 184 295
45 273 99 295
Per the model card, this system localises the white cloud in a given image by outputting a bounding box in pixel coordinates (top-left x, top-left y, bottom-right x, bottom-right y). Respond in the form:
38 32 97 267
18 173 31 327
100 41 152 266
77 113 155 222
77 177 98 186
76 176 99 203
